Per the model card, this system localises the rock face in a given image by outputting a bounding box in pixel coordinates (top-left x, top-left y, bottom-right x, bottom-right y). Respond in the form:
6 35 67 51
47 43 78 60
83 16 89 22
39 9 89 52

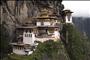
0 0 64 40
0 1 71 60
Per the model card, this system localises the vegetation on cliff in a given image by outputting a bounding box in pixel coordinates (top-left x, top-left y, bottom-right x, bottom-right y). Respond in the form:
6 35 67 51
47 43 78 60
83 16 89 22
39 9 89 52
6 24 90 60
8 40 70 60
0 22 11 59
61 24 90 60
0 0 90 60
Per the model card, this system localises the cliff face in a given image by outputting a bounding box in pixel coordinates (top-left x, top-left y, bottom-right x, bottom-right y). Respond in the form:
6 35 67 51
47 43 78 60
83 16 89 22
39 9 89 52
0 1 71 60
0 0 64 40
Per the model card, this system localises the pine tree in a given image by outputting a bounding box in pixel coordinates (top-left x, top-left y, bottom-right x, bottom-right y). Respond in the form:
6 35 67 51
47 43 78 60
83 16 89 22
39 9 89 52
0 22 10 59
61 24 89 60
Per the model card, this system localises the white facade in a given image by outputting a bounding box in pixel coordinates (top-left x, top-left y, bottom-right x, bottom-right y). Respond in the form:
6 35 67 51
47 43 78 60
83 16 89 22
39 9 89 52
23 32 35 45
65 15 72 23
13 48 26 55
37 22 51 26
13 48 33 55
37 22 41 26
44 22 50 26
54 31 60 39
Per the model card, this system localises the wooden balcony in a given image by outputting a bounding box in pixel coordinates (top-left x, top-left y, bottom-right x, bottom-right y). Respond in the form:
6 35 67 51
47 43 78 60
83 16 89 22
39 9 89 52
36 37 55 42
10 43 24 46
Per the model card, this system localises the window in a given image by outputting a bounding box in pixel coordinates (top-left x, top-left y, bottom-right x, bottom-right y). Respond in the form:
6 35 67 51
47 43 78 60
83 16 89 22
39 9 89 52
67 13 71 21
49 30 54 33
25 34 27 37
68 15 70 21
29 34 32 37
41 22 44 25
24 34 26 37
24 33 32 37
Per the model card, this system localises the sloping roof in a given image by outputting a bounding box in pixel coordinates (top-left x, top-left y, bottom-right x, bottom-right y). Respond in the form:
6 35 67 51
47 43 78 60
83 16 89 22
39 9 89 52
17 26 37 29
33 16 57 19
63 10 73 13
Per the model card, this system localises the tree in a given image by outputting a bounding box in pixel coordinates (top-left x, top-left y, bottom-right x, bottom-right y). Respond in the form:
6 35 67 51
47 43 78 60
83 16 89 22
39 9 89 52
8 40 70 60
61 24 89 60
0 22 10 59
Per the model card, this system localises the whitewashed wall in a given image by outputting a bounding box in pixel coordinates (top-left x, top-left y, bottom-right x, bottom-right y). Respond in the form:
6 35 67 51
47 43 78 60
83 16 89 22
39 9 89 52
44 22 50 26
23 32 35 45
65 16 72 23
54 31 60 39
37 22 41 26
13 49 26 55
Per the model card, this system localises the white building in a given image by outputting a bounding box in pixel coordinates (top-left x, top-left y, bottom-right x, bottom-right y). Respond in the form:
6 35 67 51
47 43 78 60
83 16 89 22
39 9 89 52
10 8 73 55
10 8 61 55
63 10 73 24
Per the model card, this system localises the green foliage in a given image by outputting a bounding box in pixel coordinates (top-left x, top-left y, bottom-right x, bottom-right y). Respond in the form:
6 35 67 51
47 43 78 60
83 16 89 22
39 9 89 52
8 40 70 60
0 23 10 59
7 24 90 60
62 24 89 60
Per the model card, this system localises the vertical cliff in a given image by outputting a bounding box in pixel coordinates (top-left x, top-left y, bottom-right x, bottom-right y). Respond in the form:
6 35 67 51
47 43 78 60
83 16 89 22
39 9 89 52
0 0 64 40
0 0 67 59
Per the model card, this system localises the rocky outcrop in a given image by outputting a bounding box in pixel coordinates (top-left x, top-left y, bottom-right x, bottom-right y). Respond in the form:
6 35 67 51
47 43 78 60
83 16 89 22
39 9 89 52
0 0 64 38
1 1 69 60
0 0 64 40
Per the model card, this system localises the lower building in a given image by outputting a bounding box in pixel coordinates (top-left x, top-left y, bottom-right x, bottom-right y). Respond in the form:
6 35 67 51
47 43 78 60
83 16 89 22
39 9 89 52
10 22 60 55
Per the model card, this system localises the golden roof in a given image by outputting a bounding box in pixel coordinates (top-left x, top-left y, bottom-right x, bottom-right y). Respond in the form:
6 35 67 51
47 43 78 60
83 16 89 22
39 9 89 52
33 16 57 19
33 9 57 20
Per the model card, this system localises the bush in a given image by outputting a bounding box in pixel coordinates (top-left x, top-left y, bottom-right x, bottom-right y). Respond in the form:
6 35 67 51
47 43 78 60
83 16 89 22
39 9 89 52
0 23 10 59
62 24 89 60
8 40 70 60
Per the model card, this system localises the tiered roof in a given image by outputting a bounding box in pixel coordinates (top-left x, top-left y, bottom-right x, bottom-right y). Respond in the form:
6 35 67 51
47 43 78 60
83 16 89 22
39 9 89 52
33 8 58 20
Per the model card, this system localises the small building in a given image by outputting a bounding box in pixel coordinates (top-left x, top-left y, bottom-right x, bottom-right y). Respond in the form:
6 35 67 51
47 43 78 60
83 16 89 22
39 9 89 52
62 9 73 24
